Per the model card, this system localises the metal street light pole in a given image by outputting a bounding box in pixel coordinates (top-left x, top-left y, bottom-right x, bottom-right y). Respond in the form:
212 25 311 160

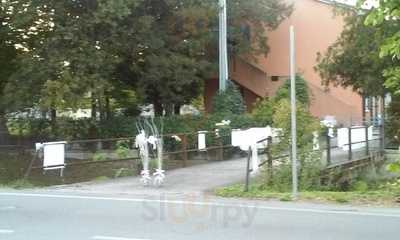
290 26 299 200
219 0 228 92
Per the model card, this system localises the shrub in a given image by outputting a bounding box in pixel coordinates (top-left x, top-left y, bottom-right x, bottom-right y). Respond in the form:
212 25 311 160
386 97 400 148
251 98 275 126
351 180 369 192
275 75 310 106
260 99 322 191
212 81 246 116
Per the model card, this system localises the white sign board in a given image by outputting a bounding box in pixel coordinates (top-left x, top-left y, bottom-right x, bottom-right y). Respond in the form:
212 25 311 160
198 132 207 151
337 127 373 150
43 142 66 170
232 127 276 151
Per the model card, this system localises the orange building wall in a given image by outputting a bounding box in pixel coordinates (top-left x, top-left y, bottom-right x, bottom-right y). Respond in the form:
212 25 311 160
253 0 363 125
205 0 363 125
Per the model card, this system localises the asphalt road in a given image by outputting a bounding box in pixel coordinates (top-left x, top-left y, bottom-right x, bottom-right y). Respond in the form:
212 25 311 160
1 191 400 240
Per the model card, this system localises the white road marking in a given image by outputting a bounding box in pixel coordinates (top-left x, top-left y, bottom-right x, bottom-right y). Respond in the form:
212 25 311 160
0 206 16 210
1 192 400 219
0 229 14 234
92 236 150 240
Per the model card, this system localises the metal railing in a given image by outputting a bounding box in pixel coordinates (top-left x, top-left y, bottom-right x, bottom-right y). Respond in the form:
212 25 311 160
23 131 238 180
243 125 385 192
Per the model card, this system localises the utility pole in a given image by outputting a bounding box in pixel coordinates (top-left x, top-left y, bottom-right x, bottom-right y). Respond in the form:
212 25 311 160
219 0 228 92
290 26 298 200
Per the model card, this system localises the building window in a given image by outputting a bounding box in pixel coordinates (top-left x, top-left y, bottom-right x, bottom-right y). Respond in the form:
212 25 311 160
271 76 279 82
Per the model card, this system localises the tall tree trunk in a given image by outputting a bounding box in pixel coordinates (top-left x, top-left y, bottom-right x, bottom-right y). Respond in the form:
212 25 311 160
50 108 57 123
0 111 9 145
91 96 97 120
174 104 181 115
164 103 174 116
105 95 111 120
99 97 105 122
50 108 57 139
153 100 163 117
362 95 366 124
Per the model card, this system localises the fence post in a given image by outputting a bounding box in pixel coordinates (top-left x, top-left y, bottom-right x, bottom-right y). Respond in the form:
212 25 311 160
267 137 273 184
244 146 251 192
365 126 369 157
181 134 188 167
348 127 352 161
217 135 224 161
380 123 385 155
326 133 331 166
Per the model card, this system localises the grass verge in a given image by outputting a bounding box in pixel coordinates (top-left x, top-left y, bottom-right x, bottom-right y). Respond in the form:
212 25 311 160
0 179 36 190
215 184 400 206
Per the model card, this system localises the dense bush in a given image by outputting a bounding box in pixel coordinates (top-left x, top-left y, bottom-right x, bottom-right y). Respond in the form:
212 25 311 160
260 99 322 191
275 75 310 106
6 113 262 142
212 81 246 116
251 74 311 127
252 98 275 126
386 97 400 148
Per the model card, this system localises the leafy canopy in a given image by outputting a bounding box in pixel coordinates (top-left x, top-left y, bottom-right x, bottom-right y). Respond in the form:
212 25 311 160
362 0 400 95
2 0 292 116
316 10 394 96
252 75 310 126
212 81 246 116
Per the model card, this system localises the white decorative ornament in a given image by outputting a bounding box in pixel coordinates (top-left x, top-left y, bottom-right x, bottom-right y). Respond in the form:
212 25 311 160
215 119 231 127
140 170 152 185
171 135 182 142
135 118 166 187
153 169 166 186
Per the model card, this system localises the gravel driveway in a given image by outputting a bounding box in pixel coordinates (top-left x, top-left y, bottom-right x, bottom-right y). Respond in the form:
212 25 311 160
46 158 248 196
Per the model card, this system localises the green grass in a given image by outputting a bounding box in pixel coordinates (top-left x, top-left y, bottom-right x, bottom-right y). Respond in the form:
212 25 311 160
92 176 110 182
0 179 36 189
215 184 400 206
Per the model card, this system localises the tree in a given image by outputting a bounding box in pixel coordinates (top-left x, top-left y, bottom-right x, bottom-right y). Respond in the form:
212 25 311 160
270 99 321 190
315 10 395 97
363 0 400 95
212 81 246 116
275 75 310 106
117 0 293 115
0 2 19 138
4 0 152 119
4 0 292 118
252 75 310 126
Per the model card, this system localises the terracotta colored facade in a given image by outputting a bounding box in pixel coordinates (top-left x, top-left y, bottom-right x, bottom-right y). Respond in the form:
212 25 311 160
205 0 363 125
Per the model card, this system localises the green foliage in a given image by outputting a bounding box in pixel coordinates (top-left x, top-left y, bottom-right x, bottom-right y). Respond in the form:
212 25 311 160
275 75 310 106
387 162 400 173
6 113 262 142
252 75 310 126
386 97 400 147
379 178 400 195
260 99 322 191
272 99 320 150
212 81 246 116
92 176 110 182
215 183 400 205
252 98 275 126
115 140 131 159
363 0 400 95
2 0 292 117
5 179 35 189
316 11 392 96
351 180 369 192
93 153 107 162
